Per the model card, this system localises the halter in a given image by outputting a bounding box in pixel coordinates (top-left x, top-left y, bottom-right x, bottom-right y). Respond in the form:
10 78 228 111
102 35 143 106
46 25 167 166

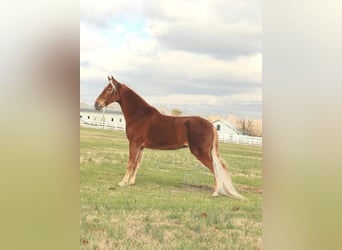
108 81 116 94
107 80 119 102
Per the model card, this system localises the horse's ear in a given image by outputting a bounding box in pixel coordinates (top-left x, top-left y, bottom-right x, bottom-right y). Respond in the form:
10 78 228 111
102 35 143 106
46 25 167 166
111 75 120 85
107 75 111 81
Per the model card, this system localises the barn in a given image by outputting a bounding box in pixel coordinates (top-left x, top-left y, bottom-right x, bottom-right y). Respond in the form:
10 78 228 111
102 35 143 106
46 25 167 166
80 103 125 130
212 119 243 135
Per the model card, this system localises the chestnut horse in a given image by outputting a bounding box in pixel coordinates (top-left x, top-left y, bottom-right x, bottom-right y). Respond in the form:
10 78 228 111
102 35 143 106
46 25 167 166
94 76 245 199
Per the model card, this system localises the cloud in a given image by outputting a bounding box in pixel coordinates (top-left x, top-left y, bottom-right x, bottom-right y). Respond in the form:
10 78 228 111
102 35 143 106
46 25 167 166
80 0 141 27
80 23 108 52
149 22 261 59
146 94 219 106
80 0 262 118
146 88 261 107
144 89 262 118
145 0 261 59
81 45 261 90
81 0 261 60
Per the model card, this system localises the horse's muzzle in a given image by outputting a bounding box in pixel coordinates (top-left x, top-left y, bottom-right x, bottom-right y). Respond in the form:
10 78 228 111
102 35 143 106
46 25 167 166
94 101 103 111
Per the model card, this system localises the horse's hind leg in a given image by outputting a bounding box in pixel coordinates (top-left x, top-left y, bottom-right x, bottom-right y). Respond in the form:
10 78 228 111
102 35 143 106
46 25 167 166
188 145 218 196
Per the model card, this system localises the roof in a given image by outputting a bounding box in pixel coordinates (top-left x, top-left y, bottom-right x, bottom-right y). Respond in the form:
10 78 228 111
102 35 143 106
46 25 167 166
212 119 243 134
80 107 123 115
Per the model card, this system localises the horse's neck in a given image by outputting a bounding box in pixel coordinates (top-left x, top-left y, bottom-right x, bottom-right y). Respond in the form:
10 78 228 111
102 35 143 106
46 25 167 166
118 85 159 124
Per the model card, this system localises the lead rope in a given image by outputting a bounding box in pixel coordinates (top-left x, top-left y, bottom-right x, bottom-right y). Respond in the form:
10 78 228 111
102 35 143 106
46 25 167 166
102 106 106 129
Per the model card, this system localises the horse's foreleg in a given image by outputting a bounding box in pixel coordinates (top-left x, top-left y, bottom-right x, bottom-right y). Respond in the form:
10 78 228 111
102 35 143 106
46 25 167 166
128 148 144 185
118 144 140 186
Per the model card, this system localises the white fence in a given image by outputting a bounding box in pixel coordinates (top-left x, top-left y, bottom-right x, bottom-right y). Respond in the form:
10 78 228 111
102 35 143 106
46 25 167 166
80 119 262 146
217 133 262 146
80 119 125 131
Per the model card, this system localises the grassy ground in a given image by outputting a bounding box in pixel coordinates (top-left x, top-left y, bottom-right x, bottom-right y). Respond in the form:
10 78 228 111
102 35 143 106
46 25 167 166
80 127 262 249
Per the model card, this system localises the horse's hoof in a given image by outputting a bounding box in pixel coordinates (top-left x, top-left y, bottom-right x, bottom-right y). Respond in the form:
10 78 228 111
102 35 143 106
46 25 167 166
212 192 219 197
117 182 127 187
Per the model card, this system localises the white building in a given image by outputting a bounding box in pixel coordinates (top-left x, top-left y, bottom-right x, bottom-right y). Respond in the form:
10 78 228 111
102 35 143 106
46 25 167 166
80 103 125 130
212 120 243 135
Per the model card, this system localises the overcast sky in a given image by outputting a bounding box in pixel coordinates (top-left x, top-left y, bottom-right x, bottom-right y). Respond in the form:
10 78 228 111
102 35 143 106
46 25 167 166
80 0 261 118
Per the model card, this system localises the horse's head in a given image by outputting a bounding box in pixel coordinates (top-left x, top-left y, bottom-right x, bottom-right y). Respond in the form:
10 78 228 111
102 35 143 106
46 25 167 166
94 75 121 110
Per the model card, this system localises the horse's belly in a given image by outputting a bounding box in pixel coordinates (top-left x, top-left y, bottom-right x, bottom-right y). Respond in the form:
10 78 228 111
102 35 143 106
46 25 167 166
146 144 188 150
145 140 188 150
144 119 189 149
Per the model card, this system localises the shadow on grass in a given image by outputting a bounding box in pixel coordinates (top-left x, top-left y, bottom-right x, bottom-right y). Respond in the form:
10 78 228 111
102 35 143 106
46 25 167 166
182 183 213 192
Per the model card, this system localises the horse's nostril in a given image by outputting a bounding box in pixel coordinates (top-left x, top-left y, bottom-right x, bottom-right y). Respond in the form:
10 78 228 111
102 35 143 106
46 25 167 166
94 102 101 110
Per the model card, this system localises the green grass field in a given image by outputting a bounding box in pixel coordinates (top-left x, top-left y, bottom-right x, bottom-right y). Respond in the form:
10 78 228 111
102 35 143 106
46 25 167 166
80 127 262 249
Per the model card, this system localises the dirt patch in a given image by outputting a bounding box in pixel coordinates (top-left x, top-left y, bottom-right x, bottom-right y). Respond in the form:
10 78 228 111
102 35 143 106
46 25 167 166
238 184 263 194
183 184 213 192
235 172 261 178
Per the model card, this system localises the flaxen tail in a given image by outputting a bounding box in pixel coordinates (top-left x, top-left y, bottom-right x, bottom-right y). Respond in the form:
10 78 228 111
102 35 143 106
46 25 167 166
212 128 246 200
